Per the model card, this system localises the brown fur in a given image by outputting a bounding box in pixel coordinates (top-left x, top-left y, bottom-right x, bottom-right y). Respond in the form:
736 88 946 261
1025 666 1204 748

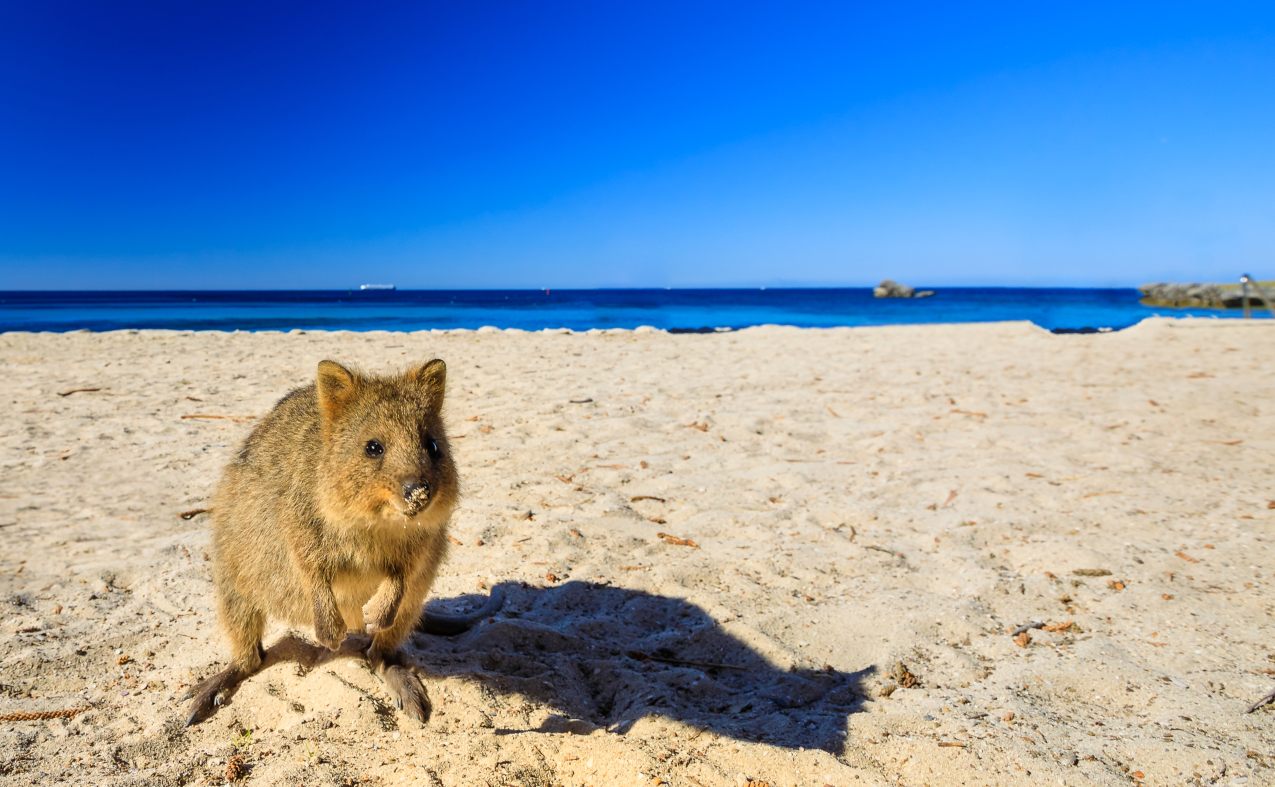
185 359 459 725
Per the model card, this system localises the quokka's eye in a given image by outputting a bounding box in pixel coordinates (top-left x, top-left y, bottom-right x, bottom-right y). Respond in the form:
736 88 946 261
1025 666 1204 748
364 439 384 458
426 437 441 461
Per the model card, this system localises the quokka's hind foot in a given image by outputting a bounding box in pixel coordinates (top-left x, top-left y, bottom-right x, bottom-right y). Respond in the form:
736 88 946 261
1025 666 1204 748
368 649 430 723
184 665 249 726
381 663 431 723
183 644 265 726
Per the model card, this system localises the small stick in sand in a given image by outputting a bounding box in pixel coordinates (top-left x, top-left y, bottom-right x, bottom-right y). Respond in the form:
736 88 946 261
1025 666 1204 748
1080 490 1122 499
938 741 968 748
57 387 103 397
178 508 211 520
0 706 91 722
1246 687 1275 713
1009 622 1045 636
1072 568 1111 577
630 495 666 503
180 414 257 423
568 397 593 404
657 532 699 548
865 544 903 558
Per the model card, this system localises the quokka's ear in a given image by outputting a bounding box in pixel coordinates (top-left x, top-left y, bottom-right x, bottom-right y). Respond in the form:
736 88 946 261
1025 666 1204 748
409 359 446 407
316 360 358 419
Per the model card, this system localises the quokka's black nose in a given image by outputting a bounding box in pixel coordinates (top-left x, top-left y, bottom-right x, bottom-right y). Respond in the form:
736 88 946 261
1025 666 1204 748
402 480 430 502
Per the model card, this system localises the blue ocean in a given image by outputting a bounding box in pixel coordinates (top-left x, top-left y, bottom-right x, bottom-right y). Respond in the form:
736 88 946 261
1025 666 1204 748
0 288 1262 333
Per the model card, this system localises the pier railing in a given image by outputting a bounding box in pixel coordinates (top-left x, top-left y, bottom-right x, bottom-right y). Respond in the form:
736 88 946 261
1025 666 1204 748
1240 274 1275 319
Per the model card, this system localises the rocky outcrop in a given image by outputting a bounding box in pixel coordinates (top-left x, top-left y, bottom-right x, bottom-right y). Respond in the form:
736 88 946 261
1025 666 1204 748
873 280 935 299
1139 283 1267 309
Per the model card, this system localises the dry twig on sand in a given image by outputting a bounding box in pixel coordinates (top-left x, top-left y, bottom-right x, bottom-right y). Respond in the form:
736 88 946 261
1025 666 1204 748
657 532 699 548
180 414 256 424
1009 621 1045 636
57 387 103 397
1246 687 1275 713
864 544 903 558
1081 490 1122 499
0 706 91 722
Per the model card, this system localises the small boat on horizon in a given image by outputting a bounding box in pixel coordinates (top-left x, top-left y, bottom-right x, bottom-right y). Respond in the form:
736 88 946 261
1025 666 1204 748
359 283 396 291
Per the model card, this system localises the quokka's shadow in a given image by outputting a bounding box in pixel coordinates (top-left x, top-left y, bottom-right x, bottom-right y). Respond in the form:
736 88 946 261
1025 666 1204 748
407 580 872 754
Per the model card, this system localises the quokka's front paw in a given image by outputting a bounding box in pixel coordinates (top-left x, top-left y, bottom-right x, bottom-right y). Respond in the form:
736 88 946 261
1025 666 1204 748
313 600 346 651
365 594 400 633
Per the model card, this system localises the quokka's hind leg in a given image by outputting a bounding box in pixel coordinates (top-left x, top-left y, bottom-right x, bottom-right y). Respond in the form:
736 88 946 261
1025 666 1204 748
367 608 431 723
367 647 430 723
185 590 266 726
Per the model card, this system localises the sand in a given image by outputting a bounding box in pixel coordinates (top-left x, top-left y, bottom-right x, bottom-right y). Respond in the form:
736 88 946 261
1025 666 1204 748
1 318 1272 786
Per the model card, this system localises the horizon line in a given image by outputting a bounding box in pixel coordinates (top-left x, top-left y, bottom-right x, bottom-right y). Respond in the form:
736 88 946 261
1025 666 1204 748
0 283 1158 294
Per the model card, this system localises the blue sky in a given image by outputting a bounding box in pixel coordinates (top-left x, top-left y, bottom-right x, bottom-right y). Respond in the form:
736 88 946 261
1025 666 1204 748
2 2 1273 289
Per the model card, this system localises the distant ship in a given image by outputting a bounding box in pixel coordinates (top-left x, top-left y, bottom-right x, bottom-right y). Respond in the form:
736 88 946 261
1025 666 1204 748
359 283 396 291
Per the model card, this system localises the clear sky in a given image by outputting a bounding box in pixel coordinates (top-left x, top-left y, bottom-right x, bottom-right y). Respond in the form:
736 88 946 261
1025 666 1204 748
2 2 1273 289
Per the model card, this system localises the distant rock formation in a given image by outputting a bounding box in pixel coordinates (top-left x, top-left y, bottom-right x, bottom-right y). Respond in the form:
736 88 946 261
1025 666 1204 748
1139 282 1266 309
873 279 935 299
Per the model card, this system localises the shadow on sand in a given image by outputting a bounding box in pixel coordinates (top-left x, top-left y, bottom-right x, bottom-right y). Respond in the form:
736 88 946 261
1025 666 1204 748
409 580 872 754
213 581 871 755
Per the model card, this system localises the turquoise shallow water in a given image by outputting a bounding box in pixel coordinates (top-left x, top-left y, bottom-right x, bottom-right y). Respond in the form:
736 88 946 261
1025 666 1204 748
0 288 1263 333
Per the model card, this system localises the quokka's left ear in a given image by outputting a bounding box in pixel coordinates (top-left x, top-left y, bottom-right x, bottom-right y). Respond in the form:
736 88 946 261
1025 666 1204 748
409 359 446 406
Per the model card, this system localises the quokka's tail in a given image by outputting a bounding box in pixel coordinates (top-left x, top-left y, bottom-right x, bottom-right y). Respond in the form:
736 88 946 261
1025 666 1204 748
417 586 506 636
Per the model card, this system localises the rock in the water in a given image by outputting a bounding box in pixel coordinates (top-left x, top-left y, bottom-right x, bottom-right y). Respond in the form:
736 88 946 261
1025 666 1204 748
874 280 933 299
1138 282 1268 309
1138 283 1224 308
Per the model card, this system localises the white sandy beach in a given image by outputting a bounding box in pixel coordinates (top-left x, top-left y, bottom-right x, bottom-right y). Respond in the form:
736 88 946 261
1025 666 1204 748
1 318 1273 785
